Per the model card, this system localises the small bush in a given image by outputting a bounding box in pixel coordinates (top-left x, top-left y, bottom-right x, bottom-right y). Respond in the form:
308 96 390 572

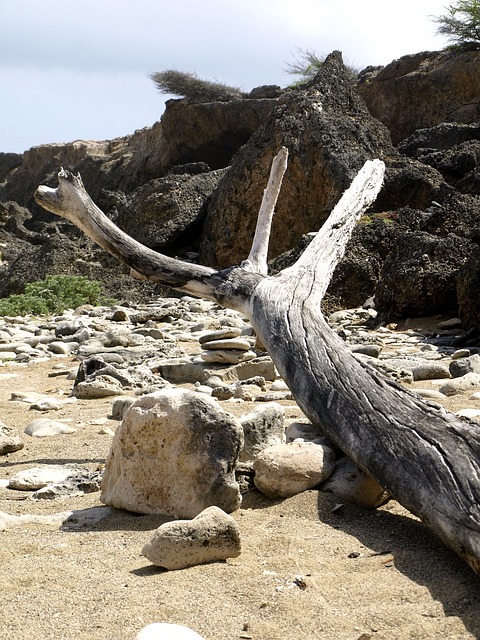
284 48 359 86
0 275 115 317
150 69 245 103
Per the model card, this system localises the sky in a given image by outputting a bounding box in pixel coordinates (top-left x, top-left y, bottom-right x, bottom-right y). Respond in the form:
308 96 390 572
0 0 450 154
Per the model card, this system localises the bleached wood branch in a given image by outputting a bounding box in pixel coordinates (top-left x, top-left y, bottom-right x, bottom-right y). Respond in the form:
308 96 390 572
35 155 480 575
242 146 289 276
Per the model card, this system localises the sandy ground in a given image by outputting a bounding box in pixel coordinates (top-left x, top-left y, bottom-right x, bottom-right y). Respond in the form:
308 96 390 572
1 355 480 640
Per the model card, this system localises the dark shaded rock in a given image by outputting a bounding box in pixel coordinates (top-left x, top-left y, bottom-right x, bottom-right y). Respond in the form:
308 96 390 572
457 247 480 330
117 169 226 251
0 152 22 181
358 49 480 144
398 123 480 195
375 231 474 318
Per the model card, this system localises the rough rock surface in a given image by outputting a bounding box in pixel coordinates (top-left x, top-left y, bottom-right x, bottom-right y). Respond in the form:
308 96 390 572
141 505 241 570
100 388 244 517
357 49 480 144
198 51 404 267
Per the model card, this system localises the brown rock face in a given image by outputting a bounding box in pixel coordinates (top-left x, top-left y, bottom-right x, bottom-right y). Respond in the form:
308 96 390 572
358 50 480 145
199 51 395 268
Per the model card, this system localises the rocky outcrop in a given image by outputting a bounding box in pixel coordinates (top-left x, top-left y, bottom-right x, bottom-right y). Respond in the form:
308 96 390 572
198 51 438 268
398 122 480 195
357 49 480 145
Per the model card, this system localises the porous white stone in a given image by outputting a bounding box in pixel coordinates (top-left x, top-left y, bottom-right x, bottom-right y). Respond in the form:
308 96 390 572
101 388 243 517
253 441 336 499
141 506 241 570
8 465 80 490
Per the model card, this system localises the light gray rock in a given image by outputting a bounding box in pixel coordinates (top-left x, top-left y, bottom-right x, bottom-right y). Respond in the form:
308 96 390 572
411 361 451 381
253 441 336 499
200 349 256 364
74 375 126 399
320 456 389 508
0 421 24 454
141 506 241 570
285 421 332 446
8 464 84 490
439 372 480 396
24 419 76 437
198 327 242 344
351 344 382 358
48 341 77 355
101 388 244 517
201 337 251 351
239 403 285 462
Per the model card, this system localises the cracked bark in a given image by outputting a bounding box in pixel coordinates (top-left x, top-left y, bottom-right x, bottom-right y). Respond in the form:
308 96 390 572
35 154 480 574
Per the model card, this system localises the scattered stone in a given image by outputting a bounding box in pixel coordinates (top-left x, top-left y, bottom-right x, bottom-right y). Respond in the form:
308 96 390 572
200 349 256 364
24 419 76 437
320 456 390 508
253 441 336 499
74 375 126 399
411 361 451 381
455 408 480 420
0 421 24 454
449 353 480 378
8 464 86 490
239 403 285 462
198 327 242 344
351 344 382 358
201 337 252 351
141 505 241 570
101 388 244 517
439 372 480 396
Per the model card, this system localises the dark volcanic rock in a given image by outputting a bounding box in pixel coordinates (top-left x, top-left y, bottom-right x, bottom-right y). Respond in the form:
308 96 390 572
118 169 226 251
398 123 480 195
375 231 473 319
198 51 417 268
358 49 480 144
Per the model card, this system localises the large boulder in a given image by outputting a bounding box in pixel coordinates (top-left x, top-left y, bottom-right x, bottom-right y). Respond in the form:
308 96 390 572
117 169 226 250
198 51 443 268
100 388 244 517
398 122 480 195
375 231 474 318
357 49 480 145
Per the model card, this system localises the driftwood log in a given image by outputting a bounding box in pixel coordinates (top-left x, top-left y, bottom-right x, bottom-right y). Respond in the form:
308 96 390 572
35 149 480 575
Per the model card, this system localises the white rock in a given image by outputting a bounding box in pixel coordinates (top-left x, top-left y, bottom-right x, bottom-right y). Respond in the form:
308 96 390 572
200 349 256 364
101 388 244 517
134 623 205 640
455 408 480 419
141 505 241 570
201 337 251 351
8 465 79 490
439 372 480 396
253 441 336 499
24 419 76 437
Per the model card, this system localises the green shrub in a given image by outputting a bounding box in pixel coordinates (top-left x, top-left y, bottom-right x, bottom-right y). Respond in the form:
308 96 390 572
0 275 116 317
432 0 480 49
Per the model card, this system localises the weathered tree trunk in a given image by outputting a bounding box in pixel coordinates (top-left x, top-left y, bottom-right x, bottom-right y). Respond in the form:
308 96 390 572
35 152 480 575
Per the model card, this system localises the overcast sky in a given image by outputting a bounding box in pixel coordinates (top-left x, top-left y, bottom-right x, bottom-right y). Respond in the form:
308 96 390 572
1 0 450 154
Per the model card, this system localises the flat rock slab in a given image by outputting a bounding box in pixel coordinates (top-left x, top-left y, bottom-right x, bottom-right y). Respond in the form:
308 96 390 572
24 419 76 437
141 505 241 570
8 464 87 490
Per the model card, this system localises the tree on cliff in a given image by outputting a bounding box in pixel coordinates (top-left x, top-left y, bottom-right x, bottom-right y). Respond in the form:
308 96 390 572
433 0 480 49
